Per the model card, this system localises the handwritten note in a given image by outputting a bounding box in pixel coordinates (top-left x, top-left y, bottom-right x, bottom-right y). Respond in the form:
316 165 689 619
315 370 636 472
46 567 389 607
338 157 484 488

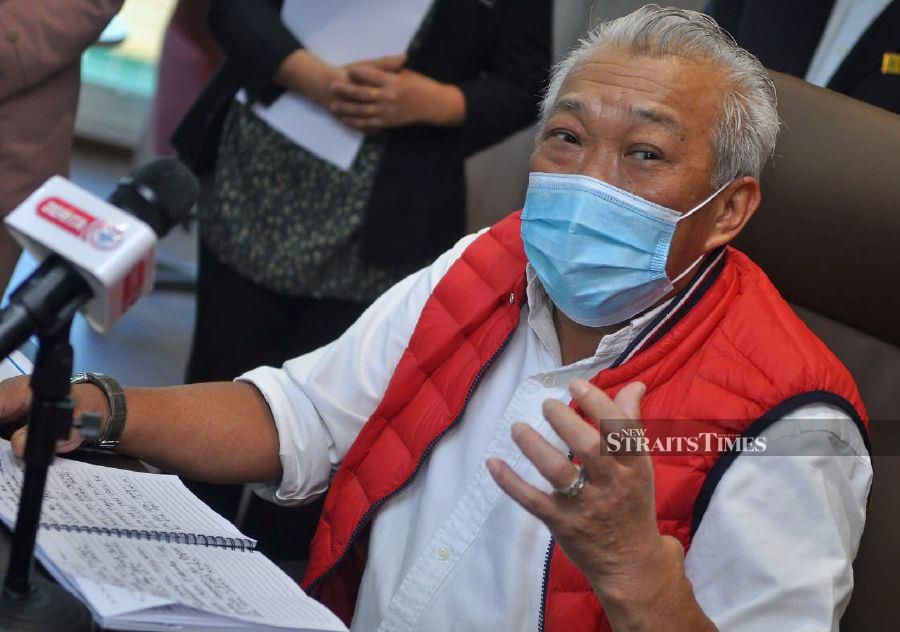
37 532 347 631
0 437 348 630
0 440 250 544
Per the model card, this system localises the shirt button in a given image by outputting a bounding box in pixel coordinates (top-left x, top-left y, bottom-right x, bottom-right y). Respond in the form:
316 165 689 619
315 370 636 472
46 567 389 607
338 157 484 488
541 375 556 388
436 546 451 561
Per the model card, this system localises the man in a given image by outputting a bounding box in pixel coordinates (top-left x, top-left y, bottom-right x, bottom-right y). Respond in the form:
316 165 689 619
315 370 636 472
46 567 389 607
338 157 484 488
705 0 899 113
0 0 124 292
0 6 871 631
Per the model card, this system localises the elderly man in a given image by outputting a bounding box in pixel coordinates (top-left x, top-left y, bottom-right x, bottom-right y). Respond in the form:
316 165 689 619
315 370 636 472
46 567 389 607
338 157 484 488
0 5 871 631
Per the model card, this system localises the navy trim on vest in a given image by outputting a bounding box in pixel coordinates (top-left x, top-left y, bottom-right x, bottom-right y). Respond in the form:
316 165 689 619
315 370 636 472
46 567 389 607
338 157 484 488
613 247 727 367
690 391 870 538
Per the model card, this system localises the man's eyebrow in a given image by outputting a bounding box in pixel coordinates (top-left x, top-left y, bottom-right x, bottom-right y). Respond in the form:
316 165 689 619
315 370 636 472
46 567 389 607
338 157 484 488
549 98 683 135
628 106 683 133
550 97 583 116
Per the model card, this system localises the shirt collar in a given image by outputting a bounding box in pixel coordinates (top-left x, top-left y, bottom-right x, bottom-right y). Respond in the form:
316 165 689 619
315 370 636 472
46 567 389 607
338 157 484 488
524 263 672 368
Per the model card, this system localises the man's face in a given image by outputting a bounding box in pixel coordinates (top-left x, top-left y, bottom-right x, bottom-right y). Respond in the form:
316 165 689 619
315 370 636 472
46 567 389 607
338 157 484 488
530 47 729 276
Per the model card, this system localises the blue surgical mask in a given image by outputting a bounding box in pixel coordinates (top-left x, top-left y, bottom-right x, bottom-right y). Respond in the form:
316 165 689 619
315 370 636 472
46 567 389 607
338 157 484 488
521 172 729 328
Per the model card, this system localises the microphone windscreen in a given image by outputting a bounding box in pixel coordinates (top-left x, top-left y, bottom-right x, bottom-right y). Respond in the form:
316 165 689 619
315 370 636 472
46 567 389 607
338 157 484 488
109 159 200 237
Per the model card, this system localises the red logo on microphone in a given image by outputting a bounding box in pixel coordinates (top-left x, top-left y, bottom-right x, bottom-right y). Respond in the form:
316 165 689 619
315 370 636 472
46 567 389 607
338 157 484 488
36 197 123 250
37 197 93 236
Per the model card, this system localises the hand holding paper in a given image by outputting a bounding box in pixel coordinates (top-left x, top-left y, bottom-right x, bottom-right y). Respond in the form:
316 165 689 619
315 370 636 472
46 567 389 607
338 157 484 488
278 51 407 112
330 63 466 132
242 0 434 170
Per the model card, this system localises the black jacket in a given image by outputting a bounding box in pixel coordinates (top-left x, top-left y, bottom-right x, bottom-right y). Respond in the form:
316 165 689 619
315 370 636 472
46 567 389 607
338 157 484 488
172 0 551 266
705 0 899 114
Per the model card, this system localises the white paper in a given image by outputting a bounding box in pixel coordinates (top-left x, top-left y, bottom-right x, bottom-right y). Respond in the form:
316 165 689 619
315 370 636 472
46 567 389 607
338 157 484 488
241 0 433 170
71 575 174 619
0 349 32 380
0 440 250 544
0 438 346 630
37 532 348 631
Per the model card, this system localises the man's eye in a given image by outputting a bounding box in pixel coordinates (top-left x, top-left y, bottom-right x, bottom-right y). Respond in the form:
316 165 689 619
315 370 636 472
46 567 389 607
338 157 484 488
630 149 661 161
548 130 579 145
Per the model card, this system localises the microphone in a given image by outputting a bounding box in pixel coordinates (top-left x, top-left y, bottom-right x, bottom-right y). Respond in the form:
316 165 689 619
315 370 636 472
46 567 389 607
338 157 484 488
0 159 199 359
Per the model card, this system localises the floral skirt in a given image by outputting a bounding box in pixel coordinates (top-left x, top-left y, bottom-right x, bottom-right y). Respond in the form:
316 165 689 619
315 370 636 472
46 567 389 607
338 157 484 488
198 102 420 302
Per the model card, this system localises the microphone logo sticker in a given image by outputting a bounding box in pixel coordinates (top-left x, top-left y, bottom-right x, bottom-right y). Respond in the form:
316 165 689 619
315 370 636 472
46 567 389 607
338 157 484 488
86 222 125 250
37 197 124 250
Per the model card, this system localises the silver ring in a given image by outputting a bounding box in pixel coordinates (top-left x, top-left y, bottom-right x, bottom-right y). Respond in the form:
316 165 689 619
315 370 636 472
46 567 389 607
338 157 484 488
554 464 587 499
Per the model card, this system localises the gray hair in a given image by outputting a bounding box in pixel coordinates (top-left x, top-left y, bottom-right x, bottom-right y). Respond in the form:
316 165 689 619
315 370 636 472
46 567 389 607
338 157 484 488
542 4 779 188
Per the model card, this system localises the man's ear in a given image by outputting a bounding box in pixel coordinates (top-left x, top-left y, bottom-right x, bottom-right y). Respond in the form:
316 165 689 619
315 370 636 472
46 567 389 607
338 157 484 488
703 176 762 250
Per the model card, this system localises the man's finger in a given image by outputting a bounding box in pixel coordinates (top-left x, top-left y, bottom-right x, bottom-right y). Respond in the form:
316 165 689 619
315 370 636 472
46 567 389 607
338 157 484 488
570 379 643 436
510 422 581 491
486 457 558 524
11 425 83 457
614 382 645 421
541 399 615 479
11 426 26 457
0 376 31 423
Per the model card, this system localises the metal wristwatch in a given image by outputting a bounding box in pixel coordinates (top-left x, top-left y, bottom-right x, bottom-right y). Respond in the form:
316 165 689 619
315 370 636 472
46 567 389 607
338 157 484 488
70 372 127 448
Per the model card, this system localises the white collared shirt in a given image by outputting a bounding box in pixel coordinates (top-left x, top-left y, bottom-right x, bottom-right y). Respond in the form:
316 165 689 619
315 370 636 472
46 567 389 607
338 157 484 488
805 0 893 87
243 231 871 631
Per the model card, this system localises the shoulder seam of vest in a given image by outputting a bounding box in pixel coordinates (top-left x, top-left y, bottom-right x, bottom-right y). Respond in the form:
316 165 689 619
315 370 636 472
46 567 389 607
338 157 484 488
690 390 870 538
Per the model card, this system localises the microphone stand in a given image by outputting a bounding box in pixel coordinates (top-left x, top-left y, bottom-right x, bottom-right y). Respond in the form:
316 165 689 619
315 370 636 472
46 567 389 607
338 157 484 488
0 318 93 631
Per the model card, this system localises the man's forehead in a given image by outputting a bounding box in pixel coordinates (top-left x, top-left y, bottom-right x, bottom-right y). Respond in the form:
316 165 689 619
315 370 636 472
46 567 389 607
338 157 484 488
549 51 726 135
551 95 684 134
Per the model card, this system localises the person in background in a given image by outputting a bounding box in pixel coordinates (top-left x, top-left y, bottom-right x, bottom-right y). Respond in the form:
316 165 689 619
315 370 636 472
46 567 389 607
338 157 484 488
705 0 899 114
0 0 124 294
148 0 221 157
171 0 551 561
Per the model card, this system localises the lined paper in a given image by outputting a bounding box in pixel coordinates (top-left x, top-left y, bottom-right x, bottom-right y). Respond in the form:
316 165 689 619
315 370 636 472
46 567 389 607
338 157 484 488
38 532 347 631
0 440 250 543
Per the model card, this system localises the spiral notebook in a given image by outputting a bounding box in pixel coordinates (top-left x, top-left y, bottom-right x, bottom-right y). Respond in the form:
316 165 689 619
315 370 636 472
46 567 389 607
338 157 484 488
0 439 347 631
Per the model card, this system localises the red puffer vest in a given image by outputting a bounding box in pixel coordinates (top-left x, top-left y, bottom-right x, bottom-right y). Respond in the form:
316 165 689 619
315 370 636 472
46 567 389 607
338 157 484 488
301 212 869 630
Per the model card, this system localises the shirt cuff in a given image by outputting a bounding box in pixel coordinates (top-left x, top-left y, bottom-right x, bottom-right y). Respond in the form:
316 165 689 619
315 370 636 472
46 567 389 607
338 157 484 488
238 365 333 506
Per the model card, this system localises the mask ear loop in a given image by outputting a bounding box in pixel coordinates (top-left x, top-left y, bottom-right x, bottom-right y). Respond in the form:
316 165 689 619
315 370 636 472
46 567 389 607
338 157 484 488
671 253 705 283
670 180 732 283
678 180 732 222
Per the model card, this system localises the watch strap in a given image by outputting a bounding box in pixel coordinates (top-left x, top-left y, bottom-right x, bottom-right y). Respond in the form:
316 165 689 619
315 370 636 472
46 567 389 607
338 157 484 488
70 372 127 448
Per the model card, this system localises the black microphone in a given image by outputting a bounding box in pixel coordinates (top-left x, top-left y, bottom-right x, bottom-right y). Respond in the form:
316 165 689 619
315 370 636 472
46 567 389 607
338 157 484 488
0 159 199 359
